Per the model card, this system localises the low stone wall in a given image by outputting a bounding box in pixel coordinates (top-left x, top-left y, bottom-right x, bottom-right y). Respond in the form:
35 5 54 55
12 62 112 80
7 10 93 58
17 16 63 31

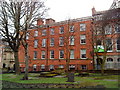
2 80 105 89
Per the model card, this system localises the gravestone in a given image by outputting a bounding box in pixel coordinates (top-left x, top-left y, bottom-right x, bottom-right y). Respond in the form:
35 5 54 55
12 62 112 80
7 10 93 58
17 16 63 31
67 72 74 82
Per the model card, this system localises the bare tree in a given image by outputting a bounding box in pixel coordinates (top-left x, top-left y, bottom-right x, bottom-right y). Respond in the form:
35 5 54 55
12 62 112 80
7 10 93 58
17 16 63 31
20 1 48 80
0 1 23 74
0 0 48 75
92 8 120 75
60 19 76 82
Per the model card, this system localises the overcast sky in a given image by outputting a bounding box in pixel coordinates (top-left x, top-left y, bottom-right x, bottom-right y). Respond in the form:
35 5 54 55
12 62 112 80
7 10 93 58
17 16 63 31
45 0 113 22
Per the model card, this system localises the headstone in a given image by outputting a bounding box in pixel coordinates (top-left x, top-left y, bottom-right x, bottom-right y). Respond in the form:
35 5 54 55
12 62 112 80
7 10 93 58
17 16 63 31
67 72 74 82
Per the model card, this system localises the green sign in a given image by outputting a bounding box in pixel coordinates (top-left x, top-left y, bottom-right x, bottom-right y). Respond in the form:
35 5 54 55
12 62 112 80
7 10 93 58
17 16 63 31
94 45 104 52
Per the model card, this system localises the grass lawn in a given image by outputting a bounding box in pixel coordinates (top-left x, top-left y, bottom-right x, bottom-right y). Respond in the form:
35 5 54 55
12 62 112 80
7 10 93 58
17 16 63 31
0 73 119 88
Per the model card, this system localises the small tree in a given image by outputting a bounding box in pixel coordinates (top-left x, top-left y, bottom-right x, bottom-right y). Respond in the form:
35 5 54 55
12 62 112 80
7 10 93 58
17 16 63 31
61 19 76 82
19 1 48 80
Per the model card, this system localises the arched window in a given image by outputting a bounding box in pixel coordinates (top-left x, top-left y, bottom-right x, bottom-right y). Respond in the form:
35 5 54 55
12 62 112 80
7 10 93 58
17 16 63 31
3 63 6 68
49 65 54 70
117 58 120 62
105 25 112 34
33 64 37 71
58 65 64 68
69 65 75 70
41 64 45 70
107 58 113 62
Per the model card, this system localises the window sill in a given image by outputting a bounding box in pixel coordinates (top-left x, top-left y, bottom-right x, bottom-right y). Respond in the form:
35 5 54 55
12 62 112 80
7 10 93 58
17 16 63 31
50 45 54 47
34 47 38 48
59 58 64 59
59 45 64 46
70 58 74 59
33 58 37 60
70 44 75 46
41 58 45 60
116 50 120 52
107 51 113 52
80 43 86 45
50 58 54 59
81 58 87 59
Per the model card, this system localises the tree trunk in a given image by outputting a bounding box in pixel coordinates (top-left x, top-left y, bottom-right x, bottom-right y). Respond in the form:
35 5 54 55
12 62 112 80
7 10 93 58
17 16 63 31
101 63 104 76
14 51 20 75
101 52 106 76
23 44 29 80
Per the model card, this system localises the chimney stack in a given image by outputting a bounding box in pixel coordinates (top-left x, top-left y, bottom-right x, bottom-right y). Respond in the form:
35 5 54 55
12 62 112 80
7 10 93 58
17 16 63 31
92 7 96 16
46 18 55 24
37 18 44 26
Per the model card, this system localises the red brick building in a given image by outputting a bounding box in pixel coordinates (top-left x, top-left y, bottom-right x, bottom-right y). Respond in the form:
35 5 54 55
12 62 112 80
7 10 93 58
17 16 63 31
19 17 94 71
19 2 120 71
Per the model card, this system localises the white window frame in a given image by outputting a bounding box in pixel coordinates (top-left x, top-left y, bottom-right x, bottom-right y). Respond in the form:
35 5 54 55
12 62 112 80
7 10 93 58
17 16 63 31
80 35 86 44
59 27 64 34
106 39 113 52
80 23 86 31
115 24 120 33
70 50 74 59
33 64 37 69
34 40 38 48
80 49 86 59
41 51 45 59
50 50 54 59
50 28 54 35
34 31 38 37
58 65 64 68
33 51 37 59
59 50 64 59
69 36 74 45
41 64 45 69
59 37 64 46
42 39 46 47
42 30 46 36
69 25 74 32
105 25 112 34
106 58 114 69
50 38 54 46
49 65 54 70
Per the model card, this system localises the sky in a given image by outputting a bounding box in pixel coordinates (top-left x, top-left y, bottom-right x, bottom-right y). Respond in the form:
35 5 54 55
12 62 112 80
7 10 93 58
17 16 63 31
45 0 114 22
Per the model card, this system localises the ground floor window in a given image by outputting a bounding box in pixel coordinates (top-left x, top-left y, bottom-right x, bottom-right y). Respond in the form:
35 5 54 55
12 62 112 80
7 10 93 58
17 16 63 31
107 58 113 62
106 58 114 69
3 63 6 68
117 58 120 62
41 64 45 71
33 64 37 71
69 65 75 70
81 65 87 70
58 65 64 68
49 65 54 70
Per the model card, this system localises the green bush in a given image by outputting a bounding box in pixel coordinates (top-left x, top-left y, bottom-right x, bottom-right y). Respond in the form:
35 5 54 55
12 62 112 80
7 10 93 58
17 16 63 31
51 68 65 75
40 72 58 77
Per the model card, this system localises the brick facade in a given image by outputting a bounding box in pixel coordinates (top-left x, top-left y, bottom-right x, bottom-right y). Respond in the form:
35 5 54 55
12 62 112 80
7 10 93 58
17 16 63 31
19 17 94 71
19 8 120 72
